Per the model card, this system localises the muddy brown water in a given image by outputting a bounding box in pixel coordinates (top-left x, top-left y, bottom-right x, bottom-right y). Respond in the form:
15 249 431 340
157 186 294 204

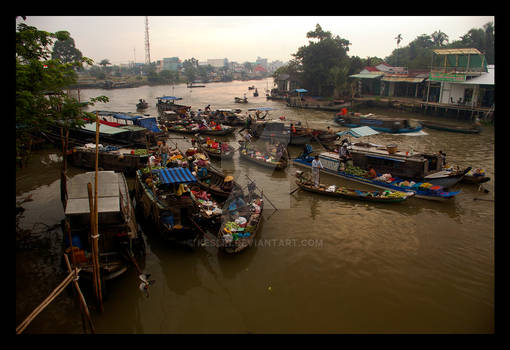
16 78 494 333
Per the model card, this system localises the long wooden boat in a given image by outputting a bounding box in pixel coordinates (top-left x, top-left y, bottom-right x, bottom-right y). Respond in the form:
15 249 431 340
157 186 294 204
194 166 242 200
420 121 481 134
67 144 150 175
249 121 312 145
163 122 235 136
334 112 422 134
134 166 201 246
293 153 460 201
294 171 413 203
63 171 145 281
136 99 149 109
238 141 288 170
208 109 246 126
218 181 264 254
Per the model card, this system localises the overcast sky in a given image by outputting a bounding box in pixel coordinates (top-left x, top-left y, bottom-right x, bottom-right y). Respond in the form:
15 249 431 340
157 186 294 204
18 16 494 65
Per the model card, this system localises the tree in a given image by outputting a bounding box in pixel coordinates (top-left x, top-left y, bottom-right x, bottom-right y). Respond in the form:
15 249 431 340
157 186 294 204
292 24 351 96
51 31 83 65
16 19 108 166
431 30 449 47
394 34 403 66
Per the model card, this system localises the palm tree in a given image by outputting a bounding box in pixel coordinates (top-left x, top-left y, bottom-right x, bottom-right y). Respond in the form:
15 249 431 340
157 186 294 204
431 30 449 47
395 34 403 66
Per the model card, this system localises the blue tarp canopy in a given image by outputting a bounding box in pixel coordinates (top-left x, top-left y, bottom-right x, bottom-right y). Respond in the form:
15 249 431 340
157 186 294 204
248 107 274 111
294 89 308 93
336 126 379 138
157 96 182 100
113 113 143 121
153 167 197 184
135 117 162 132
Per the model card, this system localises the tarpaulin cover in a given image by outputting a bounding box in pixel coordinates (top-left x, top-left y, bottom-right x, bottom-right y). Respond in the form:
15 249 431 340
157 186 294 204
135 117 162 132
248 107 274 111
153 167 197 184
294 89 308 93
336 126 379 138
113 114 143 121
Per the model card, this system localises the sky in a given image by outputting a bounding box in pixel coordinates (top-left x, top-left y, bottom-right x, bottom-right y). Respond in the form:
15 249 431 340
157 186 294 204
18 16 494 66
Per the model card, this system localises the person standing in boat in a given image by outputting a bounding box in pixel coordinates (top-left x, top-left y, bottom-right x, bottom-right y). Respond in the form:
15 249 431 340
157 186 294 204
438 151 447 168
311 155 323 188
159 140 170 167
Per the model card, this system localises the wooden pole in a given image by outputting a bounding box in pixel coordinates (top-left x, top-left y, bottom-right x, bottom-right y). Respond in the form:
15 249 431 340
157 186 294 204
92 112 103 311
63 254 95 334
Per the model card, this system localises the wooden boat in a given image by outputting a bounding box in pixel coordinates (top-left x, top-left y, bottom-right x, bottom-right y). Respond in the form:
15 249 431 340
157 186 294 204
248 85 255 90
294 171 413 203
249 120 312 145
94 111 167 143
187 82 206 88
420 121 481 134
460 168 490 184
293 151 461 201
209 109 246 126
136 99 149 109
134 166 202 246
67 144 151 175
163 121 235 136
238 141 288 170
196 139 235 160
235 96 248 103
156 96 191 115
194 166 242 200
218 181 264 254
334 112 422 134
63 171 145 281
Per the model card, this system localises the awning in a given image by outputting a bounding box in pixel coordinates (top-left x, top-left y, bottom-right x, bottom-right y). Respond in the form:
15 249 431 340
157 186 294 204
113 113 143 121
248 107 274 111
433 48 481 55
153 167 197 184
156 96 182 100
294 89 308 93
381 76 426 83
349 73 384 79
336 126 379 138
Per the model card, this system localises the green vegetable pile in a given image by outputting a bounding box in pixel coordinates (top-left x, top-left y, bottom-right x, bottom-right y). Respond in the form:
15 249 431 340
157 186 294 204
343 165 367 176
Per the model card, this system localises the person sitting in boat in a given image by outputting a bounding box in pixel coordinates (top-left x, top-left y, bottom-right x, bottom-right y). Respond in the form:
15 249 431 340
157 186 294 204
205 104 211 112
197 166 208 180
221 176 234 192
290 123 297 134
367 166 377 179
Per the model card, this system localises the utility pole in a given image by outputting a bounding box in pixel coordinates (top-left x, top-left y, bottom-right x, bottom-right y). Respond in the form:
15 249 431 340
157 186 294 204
145 16 151 65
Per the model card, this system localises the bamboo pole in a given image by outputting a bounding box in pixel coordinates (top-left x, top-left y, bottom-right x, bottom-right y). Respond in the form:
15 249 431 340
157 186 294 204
92 112 104 311
16 269 78 334
63 254 95 334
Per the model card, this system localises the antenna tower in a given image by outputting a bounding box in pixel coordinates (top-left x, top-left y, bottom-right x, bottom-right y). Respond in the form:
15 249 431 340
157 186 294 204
144 16 151 65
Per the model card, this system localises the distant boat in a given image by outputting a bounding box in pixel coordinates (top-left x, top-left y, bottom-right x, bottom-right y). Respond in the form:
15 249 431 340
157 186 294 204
187 82 206 88
334 112 422 134
136 99 148 109
420 121 481 134
235 96 248 103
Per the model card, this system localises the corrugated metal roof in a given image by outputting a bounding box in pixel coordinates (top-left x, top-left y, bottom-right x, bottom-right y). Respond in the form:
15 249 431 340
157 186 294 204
349 73 384 79
65 171 120 215
433 48 482 55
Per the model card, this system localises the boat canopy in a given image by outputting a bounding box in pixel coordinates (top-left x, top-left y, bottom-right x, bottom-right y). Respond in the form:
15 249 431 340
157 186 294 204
113 113 143 121
294 89 308 93
248 107 274 111
153 167 197 184
336 126 379 138
157 96 182 100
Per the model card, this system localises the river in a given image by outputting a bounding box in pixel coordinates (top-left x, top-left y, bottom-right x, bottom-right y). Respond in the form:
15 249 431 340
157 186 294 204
16 78 494 333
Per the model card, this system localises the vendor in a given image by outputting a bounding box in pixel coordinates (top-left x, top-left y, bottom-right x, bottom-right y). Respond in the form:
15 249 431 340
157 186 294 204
367 166 377 179
221 176 234 192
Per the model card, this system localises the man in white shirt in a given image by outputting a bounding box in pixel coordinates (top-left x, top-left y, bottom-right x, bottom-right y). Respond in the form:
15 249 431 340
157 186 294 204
311 155 323 187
